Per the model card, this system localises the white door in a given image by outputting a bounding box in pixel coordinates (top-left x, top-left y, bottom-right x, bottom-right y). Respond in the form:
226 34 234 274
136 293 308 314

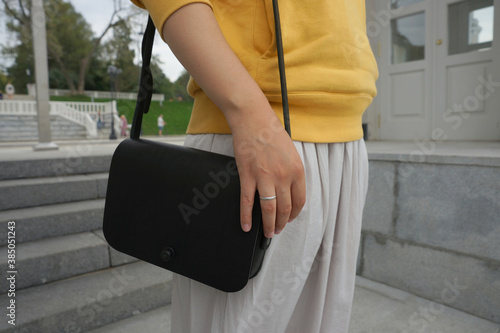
374 0 500 140
377 0 433 140
433 0 500 140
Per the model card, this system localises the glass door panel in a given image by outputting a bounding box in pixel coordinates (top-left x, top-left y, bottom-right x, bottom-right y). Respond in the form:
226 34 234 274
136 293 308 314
448 0 494 55
391 12 426 64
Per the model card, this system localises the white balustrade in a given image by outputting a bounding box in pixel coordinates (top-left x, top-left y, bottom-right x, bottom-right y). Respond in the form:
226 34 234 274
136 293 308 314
0 100 121 138
48 89 165 106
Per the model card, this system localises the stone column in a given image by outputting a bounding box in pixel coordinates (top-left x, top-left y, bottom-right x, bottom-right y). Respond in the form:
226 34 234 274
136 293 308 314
32 0 58 151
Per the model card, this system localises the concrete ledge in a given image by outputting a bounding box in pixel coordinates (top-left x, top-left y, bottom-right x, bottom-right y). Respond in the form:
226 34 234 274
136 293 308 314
396 163 500 261
360 144 500 324
361 234 500 324
362 161 396 235
366 141 500 168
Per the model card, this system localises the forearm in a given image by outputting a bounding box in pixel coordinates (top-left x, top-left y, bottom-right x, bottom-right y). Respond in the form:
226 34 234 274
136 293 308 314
162 3 275 129
162 3 305 236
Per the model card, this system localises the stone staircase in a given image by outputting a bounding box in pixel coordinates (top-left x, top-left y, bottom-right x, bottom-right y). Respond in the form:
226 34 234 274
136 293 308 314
0 115 87 141
0 150 173 332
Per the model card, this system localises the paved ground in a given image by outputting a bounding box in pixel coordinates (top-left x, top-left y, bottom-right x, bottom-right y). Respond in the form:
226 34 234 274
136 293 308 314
350 277 500 333
2 136 499 332
2 136 500 161
85 277 500 332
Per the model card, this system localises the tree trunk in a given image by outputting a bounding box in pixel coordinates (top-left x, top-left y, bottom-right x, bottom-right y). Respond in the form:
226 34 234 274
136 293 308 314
77 57 88 95
77 17 117 94
48 47 77 93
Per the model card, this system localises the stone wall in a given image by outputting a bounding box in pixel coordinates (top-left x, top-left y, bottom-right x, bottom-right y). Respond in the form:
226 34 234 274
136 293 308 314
358 153 500 324
0 115 87 141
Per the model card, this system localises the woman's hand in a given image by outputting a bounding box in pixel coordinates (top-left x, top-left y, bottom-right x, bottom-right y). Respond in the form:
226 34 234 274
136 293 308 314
229 107 305 238
163 3 306 236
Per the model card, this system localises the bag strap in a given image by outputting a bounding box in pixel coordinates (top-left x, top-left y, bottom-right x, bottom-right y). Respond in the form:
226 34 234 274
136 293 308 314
131 16 155 139
131 2 290 139
272 0 290 136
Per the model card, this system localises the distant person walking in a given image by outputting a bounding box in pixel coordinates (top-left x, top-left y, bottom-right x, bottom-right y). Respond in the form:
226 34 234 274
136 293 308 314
120 115 128 137
5 82 15 99
158 114 166 136
96 110 104 130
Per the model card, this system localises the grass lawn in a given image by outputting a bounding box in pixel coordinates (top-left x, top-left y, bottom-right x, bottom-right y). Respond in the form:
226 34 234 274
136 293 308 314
50 95 193 136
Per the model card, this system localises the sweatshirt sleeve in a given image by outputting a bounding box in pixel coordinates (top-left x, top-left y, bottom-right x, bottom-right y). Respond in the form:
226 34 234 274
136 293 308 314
130 0 213 41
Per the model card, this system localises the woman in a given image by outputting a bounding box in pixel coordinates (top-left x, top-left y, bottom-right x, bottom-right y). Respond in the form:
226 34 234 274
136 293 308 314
120 114 128 137
131 1 378 332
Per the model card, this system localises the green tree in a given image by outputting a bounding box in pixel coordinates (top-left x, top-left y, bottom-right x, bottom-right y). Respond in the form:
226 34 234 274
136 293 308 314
1 30 33 93
2 0 131 94
84 48 110 92
150 56 175 100
174 70 193 102
101 19 139 93
0 70 8 93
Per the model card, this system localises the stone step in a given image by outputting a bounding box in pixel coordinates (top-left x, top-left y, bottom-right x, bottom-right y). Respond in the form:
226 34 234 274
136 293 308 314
0 261 172 333
93 229 138 267
0 131 88 141
86 305 171 333
0 173 108 211
0 115 88 142
0 153 111 181
0 134 37 141
0 200 105 246
0 231 109 293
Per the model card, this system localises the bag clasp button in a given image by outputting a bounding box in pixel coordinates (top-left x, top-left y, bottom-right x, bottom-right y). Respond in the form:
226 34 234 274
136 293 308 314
160 247 175 262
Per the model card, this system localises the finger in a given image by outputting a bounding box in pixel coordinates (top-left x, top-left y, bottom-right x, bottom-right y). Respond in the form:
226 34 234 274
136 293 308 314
239 178 256 233
274 187 292 234
257 187 277 238
289 177 306 222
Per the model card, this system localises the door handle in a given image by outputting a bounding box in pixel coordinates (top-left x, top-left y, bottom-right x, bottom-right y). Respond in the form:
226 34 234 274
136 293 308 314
436 39 443 45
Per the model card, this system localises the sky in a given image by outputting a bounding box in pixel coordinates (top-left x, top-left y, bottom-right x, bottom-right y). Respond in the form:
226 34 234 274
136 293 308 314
0 0 186 82
472 6 494 43
70 0 185 81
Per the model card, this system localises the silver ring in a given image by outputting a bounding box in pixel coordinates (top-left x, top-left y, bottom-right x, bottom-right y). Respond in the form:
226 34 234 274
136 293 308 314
259 195 277 201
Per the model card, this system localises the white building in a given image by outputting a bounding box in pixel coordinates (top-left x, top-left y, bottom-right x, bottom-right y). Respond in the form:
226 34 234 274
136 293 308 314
364 0 500 141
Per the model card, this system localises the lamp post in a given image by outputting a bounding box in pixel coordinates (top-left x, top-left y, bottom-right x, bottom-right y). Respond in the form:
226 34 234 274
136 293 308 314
107 65 122 140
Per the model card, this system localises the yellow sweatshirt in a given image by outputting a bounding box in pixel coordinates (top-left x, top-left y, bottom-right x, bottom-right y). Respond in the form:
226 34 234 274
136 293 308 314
132 0 378 143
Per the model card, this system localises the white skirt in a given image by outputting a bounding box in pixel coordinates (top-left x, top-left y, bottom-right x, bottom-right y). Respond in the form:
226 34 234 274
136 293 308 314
171 134 369 333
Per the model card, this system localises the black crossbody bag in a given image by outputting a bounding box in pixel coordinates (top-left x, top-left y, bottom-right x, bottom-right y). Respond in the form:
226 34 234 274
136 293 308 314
103 0 289 292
